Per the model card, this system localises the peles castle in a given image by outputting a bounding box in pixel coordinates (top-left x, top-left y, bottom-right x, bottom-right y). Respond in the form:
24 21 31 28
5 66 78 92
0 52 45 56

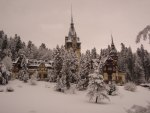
12 9 125 84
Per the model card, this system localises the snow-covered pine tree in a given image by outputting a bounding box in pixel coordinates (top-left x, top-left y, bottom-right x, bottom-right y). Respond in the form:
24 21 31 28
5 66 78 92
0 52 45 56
2 35 8 51
87 70 110 103
25 40 38 59
62 49 79 83
136 25 150 44
77 50 93 90
15 35 23 53
85 50 92 73
118 43 127 73
134 54 145 84
91 47 97 59
107 82 118 96
125 47 135 82
53 45 64 81
55 48 79 92
137 45 150 82
117 43 136 82
77 54 89 90
55 74 67 92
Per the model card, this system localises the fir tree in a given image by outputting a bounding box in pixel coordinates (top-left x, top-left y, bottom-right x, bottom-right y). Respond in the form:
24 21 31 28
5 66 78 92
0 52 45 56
55 49 79 92
91 47 97 59
134 54 145 84
53 45 64 81
87 70 110 103
136 25 150 44
15 35 22 53
77 54 89 90
2 35 8 50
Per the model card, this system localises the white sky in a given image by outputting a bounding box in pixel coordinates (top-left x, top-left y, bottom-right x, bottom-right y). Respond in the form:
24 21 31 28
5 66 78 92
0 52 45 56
0 0 150 53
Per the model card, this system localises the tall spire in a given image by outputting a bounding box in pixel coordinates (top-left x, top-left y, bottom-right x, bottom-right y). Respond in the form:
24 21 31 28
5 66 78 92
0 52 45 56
71 4 73 24
110 34 117 55
111 34 114 45
68 4 76 36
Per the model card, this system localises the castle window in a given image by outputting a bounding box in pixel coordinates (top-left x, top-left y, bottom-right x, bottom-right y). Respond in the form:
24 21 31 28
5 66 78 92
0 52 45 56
77 43 80 49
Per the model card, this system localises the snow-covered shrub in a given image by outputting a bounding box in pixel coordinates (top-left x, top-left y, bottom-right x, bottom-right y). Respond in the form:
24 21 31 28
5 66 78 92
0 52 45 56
65 83 76 94
30 75 37 85
30 71 37 85
6 86 14 92
30 79 37 85
2 56 12 71
77 78 89 90
124 82 137 92
23 72 29 83
0 72 7 85
70 84 76 94
55 76 67 93
126 104 150 113
0 63 9 84
87 71 110 103
107 83 118 96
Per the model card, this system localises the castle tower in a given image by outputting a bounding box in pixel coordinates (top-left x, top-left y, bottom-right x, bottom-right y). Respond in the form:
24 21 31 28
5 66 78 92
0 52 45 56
103 35 118 83
65 7 81 59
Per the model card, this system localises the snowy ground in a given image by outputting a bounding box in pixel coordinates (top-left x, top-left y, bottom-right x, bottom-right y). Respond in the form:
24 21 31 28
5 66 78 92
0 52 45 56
0 80 150 113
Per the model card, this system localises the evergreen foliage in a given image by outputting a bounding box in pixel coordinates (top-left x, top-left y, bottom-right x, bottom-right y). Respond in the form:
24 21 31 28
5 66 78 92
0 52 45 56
87 70 110 103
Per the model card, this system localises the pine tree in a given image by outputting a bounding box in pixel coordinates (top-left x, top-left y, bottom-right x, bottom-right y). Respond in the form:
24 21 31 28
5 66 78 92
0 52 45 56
139 45 150 82
87 70 110 103
134 54 145 84
53 45 64 81
15 35 22 53
136 25 150 44
2 35 8 50
55 49 79 92
39 43 46 49
118 43 127 72
61 49 79 83
77 54 89 90
26 40 38 59
125 47 135 82
91 47 97 59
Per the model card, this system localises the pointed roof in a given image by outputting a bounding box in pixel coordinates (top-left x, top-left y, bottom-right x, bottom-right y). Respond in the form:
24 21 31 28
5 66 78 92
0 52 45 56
68 5 76 37
110 34 117 55
71 4 73 24
111 34 114 46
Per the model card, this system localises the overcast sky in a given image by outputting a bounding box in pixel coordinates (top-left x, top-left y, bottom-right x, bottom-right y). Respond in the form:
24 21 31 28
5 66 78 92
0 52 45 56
0 0 149 53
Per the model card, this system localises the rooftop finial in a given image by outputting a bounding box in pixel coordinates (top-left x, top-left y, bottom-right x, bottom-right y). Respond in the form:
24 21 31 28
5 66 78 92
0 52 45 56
111 34 114 45
71 4 73 24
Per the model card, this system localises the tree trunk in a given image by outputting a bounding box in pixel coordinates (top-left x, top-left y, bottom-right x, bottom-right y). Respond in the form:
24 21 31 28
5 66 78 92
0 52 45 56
95 96 98 103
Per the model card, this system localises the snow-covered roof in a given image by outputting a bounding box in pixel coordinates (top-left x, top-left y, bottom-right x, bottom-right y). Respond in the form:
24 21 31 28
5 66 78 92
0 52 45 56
45 63 53 68
66 36 72 43
28 63 53 68
12 57 19 64
68 26 76 36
